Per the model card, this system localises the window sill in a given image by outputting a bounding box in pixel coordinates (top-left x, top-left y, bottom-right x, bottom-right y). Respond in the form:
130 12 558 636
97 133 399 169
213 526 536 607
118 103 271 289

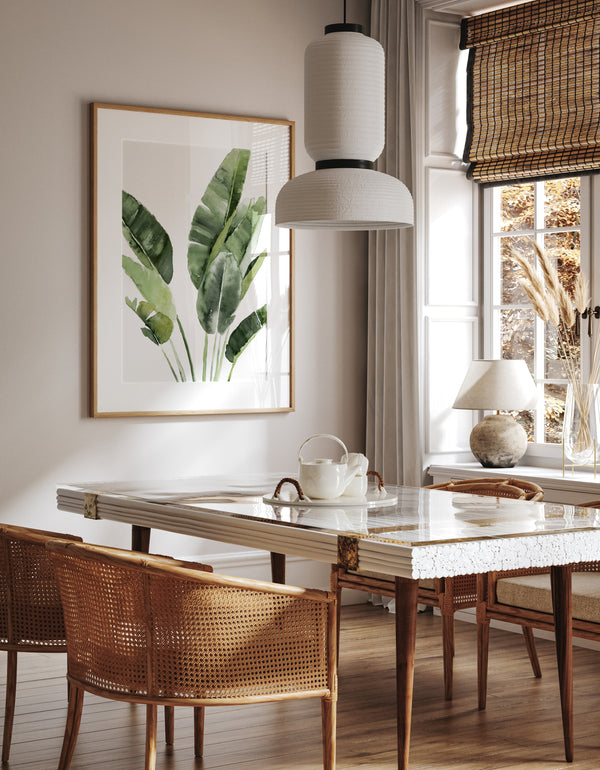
427 461 600 505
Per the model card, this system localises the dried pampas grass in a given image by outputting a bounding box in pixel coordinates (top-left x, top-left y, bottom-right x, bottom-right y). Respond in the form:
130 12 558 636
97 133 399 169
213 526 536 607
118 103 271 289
532 241 562 299
574 271 591 315
512 240 579 330
510 250 559 326
510 238 594 404
531 240 576 328
512 240 600 459
518 278 549 322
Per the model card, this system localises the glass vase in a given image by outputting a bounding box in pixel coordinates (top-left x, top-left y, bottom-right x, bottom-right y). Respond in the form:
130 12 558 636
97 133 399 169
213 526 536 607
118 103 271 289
563 383 600 466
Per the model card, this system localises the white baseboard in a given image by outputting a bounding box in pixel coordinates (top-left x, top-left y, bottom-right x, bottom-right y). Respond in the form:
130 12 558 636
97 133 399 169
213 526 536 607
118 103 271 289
207 549 296 571
174 549 367 606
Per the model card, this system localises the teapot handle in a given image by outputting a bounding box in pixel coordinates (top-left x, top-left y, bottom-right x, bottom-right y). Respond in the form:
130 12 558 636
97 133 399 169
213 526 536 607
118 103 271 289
298 433 349 464
367 470 385 492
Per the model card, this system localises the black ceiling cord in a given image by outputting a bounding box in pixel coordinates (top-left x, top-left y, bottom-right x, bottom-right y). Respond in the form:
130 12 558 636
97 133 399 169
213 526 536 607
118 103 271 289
326 0 362 35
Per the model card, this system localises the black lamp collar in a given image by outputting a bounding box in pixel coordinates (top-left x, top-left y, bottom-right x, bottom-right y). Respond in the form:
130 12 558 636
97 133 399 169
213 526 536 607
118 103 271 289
315 160 374 170
324 22 363 34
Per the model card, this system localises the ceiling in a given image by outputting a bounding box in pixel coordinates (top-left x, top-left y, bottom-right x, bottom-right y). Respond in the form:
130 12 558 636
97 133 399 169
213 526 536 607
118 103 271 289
416 0 532 16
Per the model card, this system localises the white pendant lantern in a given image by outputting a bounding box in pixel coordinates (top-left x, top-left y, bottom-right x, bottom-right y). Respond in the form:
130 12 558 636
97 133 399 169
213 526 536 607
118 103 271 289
276 22 413 231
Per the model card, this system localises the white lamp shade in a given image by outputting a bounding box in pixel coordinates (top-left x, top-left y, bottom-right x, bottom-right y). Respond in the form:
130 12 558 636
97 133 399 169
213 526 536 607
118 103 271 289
275 166 414 230
453 359 537 411
275 23 414 231
305 31 385 162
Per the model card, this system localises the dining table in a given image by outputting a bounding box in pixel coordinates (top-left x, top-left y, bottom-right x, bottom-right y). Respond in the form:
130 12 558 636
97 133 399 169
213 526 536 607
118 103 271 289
56 473 600 769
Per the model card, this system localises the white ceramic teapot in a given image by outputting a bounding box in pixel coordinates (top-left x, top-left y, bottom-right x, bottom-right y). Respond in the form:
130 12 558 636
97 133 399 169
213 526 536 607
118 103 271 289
298 434 369 500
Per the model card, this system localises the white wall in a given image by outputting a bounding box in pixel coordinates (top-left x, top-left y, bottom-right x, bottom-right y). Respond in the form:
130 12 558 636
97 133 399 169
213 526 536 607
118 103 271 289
415 7 480 473
0 0 369 587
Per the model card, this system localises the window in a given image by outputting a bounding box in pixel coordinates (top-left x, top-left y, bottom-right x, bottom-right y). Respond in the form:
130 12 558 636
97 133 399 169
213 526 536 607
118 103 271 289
484 177 592 452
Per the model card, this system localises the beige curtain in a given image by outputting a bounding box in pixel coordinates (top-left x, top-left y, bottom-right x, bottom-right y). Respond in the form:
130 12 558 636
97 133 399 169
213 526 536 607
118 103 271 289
367 0 422 487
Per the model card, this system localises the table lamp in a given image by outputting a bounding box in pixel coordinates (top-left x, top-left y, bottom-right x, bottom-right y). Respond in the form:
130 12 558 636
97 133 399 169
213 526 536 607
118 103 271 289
453 359 537 468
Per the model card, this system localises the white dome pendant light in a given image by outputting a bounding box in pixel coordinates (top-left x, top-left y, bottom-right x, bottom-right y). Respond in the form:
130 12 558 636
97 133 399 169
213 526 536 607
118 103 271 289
275 2 414 230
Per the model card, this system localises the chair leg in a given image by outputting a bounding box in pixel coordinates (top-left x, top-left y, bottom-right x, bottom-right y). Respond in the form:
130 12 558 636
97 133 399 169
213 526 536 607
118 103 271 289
329 565 342 658
522 625 542 678
442 613 455 700
270 552 286 584
193 706 205 757
58 685 84 770
2 650 17 765
321 696 337 770
477 619 490 710
164 706 174 745
145 704 157 770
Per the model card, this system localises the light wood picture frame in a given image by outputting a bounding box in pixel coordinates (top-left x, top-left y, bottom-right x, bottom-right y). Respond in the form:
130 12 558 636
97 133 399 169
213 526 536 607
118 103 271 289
91 103 294 417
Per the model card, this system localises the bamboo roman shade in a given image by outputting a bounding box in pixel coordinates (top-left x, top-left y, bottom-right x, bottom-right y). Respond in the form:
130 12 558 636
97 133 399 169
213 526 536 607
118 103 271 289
460 0 600 185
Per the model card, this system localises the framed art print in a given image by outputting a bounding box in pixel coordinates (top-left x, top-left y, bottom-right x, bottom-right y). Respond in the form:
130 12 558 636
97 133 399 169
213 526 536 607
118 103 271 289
91 103 294 416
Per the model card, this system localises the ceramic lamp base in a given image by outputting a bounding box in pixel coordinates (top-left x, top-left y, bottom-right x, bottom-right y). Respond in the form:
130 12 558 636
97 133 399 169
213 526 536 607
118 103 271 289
469 413 527 469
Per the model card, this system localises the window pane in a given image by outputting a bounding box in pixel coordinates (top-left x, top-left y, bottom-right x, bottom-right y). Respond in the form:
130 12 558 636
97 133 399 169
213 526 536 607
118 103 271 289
497 183 535 232
491 176 582 449
500 235 533 304
513 410 534 441
501 308 534 366
544 178 580 228
543 231 581 297
544 383 567 444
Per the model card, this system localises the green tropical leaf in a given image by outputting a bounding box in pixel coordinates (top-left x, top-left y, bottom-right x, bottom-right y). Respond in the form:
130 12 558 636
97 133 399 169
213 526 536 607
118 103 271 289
122 191 173 283
187 149 250 289
144 314 173 344
225 196 266 274
241 250 267 299
187 243 209 292
225 305 267 365
203 148 249 225
122 255 176 322
196 251 242 334
125 297 173 345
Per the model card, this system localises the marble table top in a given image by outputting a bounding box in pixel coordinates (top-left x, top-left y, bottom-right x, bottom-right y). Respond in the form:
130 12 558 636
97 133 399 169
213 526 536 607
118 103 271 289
57 475 600 579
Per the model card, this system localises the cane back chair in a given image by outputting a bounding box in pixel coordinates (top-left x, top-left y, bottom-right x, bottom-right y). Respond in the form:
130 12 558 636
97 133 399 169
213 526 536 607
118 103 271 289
333 477 544 700
48 540 338 770
477 499 600 712
0 524 83 764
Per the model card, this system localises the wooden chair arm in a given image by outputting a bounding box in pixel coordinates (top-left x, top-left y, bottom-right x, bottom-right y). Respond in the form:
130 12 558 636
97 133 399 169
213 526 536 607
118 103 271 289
0 524 83 545
46 540 336 605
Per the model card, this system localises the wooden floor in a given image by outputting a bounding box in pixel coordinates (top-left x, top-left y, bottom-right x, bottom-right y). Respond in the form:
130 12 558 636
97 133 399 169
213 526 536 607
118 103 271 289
2 604 600 769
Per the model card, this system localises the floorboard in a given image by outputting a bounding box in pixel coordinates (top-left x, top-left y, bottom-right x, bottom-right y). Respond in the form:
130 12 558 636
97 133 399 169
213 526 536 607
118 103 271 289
1 604 600 769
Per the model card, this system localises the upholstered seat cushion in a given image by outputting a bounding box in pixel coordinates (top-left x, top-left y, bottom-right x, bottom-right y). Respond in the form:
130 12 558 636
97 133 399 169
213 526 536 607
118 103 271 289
496 572 600 623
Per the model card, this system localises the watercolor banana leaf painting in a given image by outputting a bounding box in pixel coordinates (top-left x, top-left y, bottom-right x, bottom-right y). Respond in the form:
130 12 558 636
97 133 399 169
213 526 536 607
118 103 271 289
122 149 268 383
92 104 293 416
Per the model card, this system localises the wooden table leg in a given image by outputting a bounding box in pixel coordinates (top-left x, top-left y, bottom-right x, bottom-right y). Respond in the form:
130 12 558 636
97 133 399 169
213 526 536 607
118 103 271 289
270 552 286 583
132 525 151 553
551 564 573 763
395 576 418 770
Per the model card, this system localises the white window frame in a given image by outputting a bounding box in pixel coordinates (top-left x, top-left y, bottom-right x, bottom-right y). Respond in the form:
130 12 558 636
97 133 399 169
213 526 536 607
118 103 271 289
482 176 600 464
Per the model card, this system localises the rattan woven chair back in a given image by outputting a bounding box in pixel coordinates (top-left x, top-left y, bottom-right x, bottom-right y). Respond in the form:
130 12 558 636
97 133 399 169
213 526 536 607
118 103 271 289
0 524 82 764
48 540 338 770
426 477 544 501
